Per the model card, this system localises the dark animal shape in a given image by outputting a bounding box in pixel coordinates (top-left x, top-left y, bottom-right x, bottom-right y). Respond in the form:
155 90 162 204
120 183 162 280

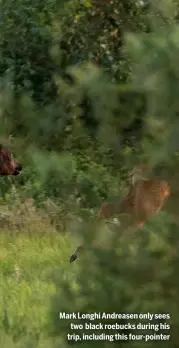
0 144 22 175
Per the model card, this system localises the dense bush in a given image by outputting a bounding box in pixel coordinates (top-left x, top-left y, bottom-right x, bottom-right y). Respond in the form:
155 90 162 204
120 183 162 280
47 2 179 348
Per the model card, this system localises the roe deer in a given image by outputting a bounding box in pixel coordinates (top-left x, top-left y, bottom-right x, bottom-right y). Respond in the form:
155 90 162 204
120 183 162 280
70 165 170 263
0 144 22 175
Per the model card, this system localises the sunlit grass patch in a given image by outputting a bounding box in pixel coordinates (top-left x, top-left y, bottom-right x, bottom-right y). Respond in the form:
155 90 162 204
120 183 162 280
0 219 76 338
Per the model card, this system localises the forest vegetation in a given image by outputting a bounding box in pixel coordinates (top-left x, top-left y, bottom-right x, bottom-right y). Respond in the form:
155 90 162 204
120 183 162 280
0 0 178 347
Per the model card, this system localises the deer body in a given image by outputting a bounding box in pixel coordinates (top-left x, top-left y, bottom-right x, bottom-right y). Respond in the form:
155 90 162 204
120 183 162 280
0 144 22 175
124 180 167 221
99 177 170 228
70 165 170 262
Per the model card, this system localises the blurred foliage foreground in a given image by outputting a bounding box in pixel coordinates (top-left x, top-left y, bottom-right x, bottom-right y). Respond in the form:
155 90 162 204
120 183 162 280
0 0 179 347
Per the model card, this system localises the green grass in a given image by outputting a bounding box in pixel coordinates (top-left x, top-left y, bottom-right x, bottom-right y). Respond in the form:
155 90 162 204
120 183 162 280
0 210 175 348
0 222 75 343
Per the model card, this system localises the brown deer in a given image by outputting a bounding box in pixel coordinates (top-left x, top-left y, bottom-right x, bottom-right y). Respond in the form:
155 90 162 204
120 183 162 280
0 144 22 175
70 165 170 263
99 165 170 228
